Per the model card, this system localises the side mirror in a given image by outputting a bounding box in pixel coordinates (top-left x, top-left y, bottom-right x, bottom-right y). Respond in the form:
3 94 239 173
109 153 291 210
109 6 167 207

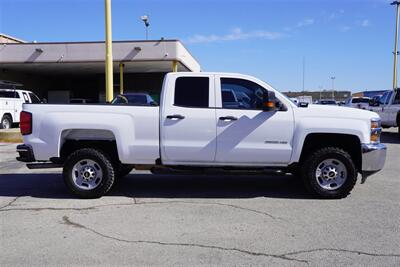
41 98 47 104
263 91 278 111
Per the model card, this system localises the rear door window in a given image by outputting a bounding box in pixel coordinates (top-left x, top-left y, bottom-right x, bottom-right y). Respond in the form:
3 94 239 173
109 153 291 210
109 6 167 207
174 77 209 108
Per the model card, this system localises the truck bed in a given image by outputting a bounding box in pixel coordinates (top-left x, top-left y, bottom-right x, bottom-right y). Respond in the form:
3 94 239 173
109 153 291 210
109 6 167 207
22 104 160 164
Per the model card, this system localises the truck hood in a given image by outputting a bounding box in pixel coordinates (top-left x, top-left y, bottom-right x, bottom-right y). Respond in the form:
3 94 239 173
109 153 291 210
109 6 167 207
295 104 380 120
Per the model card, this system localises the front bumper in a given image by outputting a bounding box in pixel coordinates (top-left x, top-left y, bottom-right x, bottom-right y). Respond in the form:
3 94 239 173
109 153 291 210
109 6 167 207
361 143 387 182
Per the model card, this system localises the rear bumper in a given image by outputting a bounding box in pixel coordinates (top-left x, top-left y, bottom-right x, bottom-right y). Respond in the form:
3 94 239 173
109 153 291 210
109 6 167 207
16 144 35 163
361 143 387 182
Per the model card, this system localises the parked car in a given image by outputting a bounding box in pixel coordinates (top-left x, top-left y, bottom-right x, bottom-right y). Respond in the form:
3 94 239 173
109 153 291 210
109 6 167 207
345 97 371 109
111 93 157 106
16 72 386 199
368 90 400 136
315 99 337 105
0 81 41 129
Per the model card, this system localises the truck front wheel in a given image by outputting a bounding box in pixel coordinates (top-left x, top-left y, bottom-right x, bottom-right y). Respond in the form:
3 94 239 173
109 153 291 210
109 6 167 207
301 147 357 199
63 148 115 198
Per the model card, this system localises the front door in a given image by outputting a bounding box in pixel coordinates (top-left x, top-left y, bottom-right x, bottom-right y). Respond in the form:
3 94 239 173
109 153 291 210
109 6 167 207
215 76 294 165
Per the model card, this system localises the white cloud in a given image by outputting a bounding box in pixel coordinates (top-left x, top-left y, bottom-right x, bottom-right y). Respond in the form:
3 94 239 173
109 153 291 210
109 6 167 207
339 26 351 32
185 28 284 44
360 19 370 27
327 10 344 21
296 18 315 28
284 18 315 32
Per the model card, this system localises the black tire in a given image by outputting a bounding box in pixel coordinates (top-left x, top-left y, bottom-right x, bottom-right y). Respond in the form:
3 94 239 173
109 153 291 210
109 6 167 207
116 164 134 179
63 148 115 198
300 147 357 199
0 115 12 129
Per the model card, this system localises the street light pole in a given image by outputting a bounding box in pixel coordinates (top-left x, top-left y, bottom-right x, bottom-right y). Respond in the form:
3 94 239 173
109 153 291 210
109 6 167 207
391 1 400 91
331 77 336 99
105 0 114 102
141 15 150 40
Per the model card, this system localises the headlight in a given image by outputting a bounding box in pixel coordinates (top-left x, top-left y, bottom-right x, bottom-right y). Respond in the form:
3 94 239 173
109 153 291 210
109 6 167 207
370 118 382 143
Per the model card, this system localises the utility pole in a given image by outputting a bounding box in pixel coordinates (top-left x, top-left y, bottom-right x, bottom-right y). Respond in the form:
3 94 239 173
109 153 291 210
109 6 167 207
331 76 336 99
105 0 114 102
391 1 400 91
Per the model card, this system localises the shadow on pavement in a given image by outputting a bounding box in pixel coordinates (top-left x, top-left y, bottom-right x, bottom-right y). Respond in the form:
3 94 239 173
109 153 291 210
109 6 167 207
381 131 399 144
0 172 312 200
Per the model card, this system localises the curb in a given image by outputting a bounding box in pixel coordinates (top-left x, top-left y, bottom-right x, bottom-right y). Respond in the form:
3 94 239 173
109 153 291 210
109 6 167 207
0 129 23 143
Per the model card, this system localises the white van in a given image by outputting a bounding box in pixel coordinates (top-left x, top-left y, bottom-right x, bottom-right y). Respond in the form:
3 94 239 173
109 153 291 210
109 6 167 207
0 83 41 129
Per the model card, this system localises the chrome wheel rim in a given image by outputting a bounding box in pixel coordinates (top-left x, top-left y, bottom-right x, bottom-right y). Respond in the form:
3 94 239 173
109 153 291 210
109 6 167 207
2 118 10 129
315 158 347 190
72 159 103 190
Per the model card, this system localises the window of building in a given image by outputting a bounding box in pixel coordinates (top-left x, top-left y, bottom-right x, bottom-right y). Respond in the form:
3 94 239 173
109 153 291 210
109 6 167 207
221 78 266 110
174 77 209 108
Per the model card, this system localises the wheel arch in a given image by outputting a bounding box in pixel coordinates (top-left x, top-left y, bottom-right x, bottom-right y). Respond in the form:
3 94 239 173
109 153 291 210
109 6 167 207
59 129 120 164
1 112 13 121
298 133 362 172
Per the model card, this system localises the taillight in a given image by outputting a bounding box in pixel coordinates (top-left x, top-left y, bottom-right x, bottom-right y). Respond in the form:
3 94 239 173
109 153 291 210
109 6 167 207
20 111 32 135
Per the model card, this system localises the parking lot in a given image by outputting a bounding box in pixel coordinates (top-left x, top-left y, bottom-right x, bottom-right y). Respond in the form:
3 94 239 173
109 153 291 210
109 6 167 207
0 129 399 266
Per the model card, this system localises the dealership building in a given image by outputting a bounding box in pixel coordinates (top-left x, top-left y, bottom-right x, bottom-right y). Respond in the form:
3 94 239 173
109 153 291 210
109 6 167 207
0 33 201 103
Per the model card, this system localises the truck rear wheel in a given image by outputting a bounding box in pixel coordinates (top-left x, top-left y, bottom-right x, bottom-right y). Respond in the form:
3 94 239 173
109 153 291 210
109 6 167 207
301 147 357 199
63 148 115 198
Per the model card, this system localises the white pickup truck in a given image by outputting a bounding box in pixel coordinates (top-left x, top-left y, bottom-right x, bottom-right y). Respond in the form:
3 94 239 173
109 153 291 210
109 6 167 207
0 85 42 129
16 72 386 199
368 90 400 136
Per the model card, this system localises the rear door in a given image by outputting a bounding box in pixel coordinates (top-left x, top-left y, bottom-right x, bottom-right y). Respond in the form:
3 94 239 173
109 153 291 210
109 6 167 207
160 75 217 164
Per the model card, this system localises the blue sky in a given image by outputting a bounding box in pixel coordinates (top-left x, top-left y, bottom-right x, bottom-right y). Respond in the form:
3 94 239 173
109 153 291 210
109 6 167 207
0 0 397 92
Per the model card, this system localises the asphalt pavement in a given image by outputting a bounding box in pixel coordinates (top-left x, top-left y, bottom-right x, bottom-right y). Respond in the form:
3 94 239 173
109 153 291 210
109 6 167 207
0 129 399 266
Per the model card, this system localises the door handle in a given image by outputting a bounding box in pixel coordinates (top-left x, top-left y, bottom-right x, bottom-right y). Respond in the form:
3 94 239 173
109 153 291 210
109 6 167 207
219 116 238 121
166 114 185 120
